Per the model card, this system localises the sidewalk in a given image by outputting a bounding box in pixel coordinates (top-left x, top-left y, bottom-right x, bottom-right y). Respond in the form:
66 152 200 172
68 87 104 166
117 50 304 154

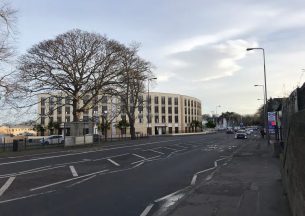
166 138 291 216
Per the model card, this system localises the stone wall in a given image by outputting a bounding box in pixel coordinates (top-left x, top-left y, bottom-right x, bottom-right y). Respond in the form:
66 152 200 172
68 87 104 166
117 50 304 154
281 110 305 216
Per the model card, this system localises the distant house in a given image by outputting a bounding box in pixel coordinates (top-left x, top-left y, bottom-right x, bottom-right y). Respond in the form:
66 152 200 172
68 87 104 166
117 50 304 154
0 125 36 136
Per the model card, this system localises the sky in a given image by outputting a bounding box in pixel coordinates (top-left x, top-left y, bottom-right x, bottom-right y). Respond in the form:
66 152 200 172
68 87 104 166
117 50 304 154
7 0 305 118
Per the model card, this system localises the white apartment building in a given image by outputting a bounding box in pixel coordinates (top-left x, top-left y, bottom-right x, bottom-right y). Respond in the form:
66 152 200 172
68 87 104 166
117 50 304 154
38 92 202 136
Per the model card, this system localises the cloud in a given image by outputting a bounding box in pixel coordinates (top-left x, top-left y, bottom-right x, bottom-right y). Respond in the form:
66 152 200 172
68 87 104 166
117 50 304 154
160 39 258 82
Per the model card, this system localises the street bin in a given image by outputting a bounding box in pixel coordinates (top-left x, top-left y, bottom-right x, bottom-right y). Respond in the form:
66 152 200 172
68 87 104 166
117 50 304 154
13 140 18 152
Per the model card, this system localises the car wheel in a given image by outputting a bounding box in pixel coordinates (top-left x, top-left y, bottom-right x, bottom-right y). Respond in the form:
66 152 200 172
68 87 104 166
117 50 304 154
60 140 64 144
44 141 49 145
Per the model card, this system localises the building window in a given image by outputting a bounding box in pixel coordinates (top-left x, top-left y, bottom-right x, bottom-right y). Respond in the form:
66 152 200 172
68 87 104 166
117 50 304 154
49 96 54 105
154 106 159 113
168 116 172 123
175 115 178 123
185 108 187 115
175 127 179 133
162 107 165 114
155 116 159 123
139 118 142 123
41 108 45 115
174 97 178 106
57 107 62 115
65 106 70 114
175 107 178 114
154 96 159 104
162 116 166 123
185 116 187 123
102 106 107 112
168 97 172 105
191 100 193 107
188 108 190 114
184 99 187 106
57 97 62 105
161 96 165 105
66 116 70 123
41 97 46 106
188 100 190 106
65 96 71 105
57 117 62 123
169 127 172 134
101 96 107 104
168 107 172 114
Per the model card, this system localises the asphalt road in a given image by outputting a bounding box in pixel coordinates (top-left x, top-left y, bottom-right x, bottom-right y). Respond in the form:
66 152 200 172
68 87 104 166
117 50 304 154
0 132 249 216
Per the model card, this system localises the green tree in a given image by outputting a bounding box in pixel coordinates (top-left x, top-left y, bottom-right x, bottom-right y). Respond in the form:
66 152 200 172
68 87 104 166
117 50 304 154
33 124 45 136
115 119 130 135
190 120 202 132
205 121 216 128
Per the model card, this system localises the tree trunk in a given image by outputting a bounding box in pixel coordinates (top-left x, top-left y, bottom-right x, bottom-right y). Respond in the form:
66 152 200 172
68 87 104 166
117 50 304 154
130 119 136 140
72 97 81 122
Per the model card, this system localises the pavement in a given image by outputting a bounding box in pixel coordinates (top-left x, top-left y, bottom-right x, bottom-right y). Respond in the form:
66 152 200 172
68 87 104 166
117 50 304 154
163 136 291 216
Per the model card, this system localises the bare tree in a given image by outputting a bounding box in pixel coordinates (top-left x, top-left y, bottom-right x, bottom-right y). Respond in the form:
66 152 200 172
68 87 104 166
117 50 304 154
17 29 126 122
116 45 153 139
0 1 17 99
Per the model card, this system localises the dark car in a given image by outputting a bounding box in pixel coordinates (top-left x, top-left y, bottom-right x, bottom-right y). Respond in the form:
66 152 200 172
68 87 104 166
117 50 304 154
235 130 247 139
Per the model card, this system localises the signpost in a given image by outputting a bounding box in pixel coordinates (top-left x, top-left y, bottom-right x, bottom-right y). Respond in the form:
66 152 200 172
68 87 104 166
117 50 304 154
268 112 277 134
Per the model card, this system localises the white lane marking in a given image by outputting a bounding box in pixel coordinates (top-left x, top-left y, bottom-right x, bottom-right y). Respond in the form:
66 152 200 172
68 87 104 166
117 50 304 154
69 166 78 177
140 203 154 216
154 187 189 202
92 153 129 162
190 167 216 185
107 158 120 167
132 161 144 168
0 139 180 166
0 190 55 204
132 153 147 160
146 149 164 155
190 175 197 185
0 177 16 196
163 146 178 151
67 175 96 188
0 165 65 179
30 169 109 191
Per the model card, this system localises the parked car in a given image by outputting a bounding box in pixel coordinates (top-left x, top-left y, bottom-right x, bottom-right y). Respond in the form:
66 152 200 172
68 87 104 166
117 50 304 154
226 129 234 134
235 130 247 139
246 129 253 135
40 135 64 145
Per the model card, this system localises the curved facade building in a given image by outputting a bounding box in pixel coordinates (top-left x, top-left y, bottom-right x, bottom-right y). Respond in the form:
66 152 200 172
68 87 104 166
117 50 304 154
38 92 202 136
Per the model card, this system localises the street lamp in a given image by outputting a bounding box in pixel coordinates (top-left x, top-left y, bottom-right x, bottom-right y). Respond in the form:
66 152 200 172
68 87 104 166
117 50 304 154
215 105 221 127
147 77 157 135
247 47 269 144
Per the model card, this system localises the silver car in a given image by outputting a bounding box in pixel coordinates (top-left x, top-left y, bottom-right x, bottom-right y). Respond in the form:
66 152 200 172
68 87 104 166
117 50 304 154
235 130 247 139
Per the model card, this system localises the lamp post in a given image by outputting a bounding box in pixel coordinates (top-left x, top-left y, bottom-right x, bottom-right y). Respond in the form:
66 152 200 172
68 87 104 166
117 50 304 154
147 77 157 135
247 47 269 144
215 105 221 128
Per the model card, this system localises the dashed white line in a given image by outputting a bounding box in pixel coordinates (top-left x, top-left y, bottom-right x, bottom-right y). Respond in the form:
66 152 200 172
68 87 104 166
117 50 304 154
69 166 78 177
0 177 16 196
107 158 120 167
140 203 154 216
132 153 147 160
31 169 109 191
163 146 178 151
0 190 55 204
146 149 164 155
67 175 96 187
